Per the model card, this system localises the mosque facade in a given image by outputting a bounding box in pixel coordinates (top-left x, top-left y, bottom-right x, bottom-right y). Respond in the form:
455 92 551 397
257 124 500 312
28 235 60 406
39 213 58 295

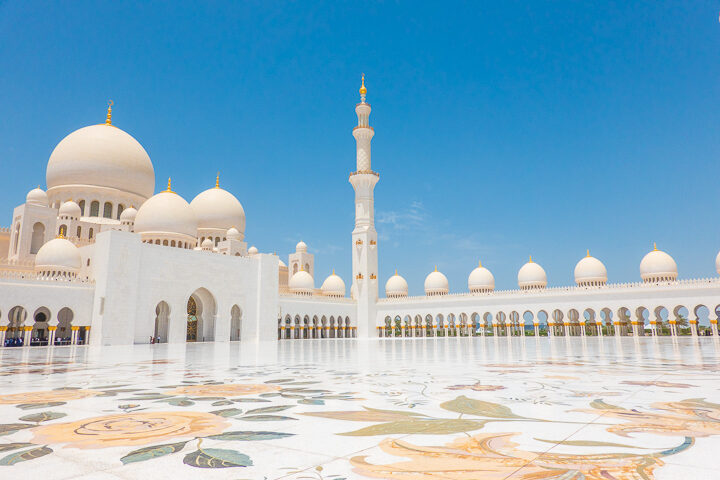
1 80 719 347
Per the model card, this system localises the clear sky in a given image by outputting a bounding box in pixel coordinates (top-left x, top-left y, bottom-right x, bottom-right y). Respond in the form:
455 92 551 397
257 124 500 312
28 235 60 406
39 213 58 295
0 1 718 294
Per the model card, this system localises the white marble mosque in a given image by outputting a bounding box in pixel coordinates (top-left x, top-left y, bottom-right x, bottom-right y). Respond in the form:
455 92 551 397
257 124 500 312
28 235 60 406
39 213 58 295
1 77 720 349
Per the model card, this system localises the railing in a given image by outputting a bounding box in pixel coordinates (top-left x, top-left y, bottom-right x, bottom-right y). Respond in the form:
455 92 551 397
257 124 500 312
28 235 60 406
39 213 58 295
0 270 94 285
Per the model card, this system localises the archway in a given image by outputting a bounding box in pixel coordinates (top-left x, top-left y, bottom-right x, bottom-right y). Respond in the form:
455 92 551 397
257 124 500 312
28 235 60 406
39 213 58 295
7 306 27 345
57 307 73 344
30 222 45 254
154 302 170 343
230 305 242 341
186 288 217 342
31 307 51 346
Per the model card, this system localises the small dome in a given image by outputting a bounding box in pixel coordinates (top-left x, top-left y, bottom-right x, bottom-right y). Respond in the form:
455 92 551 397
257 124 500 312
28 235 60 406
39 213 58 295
574 251 607 286
321 271 346 297
279 258 287 268
190 186 246 235
289 270 314 295
47 124 155 199
26 187 48 207
120 206 138 223
248 246 258 255
134 189 198 239
58 200 81 219
424 268 449 296
201 238 213 250
296 240 307 253
385 271 409 298
640 244 677 282
35 237 82 276
468 261 495 293
226 226 241 240
518 257 547 290
716 250 720 276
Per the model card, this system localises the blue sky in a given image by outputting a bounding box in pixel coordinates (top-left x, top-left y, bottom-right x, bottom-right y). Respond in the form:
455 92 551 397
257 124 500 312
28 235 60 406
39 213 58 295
0 1 718 294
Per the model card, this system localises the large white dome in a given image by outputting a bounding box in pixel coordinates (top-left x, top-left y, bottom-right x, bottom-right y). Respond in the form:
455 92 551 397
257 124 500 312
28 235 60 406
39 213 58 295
640 244 677 282
289 270 314 295
321 271 346 297
35 237 82 276
190 186 246 234
424 268 449 296
385 271 409 298
58 200 81 219
574 251 607 286
46 124 155 199
134 189 198 238
468 261 495 293
518 257 547 290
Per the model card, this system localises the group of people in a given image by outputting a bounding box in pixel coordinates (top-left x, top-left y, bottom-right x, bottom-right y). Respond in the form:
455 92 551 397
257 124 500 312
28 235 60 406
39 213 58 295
149 336 161 344
3 336 78 347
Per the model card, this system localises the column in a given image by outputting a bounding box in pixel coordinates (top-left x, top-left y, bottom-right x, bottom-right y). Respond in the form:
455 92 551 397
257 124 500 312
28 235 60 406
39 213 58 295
48 326 57 346
71 326 80 344
0 326 6 346
534 323 539 336
689 320 698 337
23 326 32 347
613 322 621 336
669 320 677 337
711 319 718 336
564 323 570 336
84 326 91 344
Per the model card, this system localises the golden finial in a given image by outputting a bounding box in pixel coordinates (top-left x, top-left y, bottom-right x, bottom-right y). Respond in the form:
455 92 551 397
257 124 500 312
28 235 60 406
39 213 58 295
529 255 533 263
332 268 335 275
586 249 590 257
166 177 173 192
57 231 65 239
359 73 367 96
434 265 438 272
478 260 482 268
653 242 657 251
215 172 220 189
395 269 398 276
105 100 113 125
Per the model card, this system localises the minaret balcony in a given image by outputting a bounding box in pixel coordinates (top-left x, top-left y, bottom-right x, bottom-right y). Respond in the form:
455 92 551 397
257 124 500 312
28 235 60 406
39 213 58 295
349 170 379 178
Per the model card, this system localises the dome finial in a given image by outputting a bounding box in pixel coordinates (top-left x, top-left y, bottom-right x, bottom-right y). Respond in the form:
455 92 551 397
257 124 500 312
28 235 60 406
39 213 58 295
57 231 65 239
215 172 220 189
653 242 657 251
105 100 113 125
586 249 590 257
529 255 533 263
478 259 482 268
166 177 173 193
332 268 335 275
434 265 438 272
395 268 398 276
359 73 367 100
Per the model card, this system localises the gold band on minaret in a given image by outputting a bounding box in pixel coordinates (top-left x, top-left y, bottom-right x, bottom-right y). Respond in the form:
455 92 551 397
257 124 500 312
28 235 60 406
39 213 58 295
105 100 113 125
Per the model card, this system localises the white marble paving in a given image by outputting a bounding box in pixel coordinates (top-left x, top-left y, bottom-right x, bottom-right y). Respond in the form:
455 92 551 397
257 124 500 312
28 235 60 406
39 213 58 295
0 337 718 479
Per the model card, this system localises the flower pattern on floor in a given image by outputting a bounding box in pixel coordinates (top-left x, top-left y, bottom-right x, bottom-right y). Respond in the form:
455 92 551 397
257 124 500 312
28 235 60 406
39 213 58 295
0 338 718 479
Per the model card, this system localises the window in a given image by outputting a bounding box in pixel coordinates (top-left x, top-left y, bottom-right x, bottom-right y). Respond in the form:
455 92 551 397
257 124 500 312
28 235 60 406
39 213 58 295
88 228 94 239
117 204 124 219
30 222 45 254
90 201 99 217
76 226 81 237
78 200 85 216
103 202 112 218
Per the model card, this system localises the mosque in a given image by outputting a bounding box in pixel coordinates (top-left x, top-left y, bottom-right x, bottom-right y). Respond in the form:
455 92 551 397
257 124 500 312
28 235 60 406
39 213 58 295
1 78 719 347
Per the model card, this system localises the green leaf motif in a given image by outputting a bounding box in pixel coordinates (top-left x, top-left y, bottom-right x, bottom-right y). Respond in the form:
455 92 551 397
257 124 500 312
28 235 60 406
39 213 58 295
258 392 281 398
239 415 297 422
590 399 626 411
183 448 253 468
440 396 525 419
0 443 34 453
0 446 52 465
232 398 271 403
298 398 325 405
245 405 294 415
16 402 65 410
19 411 66 423
534 438 647 449
206 431 295 441
265 378 295 384
211 408 244 417
338 419 487 436
0 424 33 437
120 441 187 464
211 400 234 406
167 398 195 407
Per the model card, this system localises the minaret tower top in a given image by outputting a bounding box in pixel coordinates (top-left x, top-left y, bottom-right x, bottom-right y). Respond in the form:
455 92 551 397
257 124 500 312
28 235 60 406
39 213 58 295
353 75 374 173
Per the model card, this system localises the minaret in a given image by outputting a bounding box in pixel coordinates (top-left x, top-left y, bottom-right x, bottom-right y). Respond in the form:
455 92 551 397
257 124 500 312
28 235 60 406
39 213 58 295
349 74 379 337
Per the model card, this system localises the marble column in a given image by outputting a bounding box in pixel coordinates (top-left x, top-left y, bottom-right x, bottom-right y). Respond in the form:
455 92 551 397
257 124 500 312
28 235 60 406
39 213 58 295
0 326 6 346
23 326 32 347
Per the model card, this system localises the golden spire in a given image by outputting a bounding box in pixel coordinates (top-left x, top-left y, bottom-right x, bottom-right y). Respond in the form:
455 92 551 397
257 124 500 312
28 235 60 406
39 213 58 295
653 242 657 251
332 268 335 275
215 172 220 188
395 269 398 276
359 73 367 96
529 255 533 263
434 265 438 272
166 177 173 193
586 249 590 257
478 260 482 268
105 100 113 125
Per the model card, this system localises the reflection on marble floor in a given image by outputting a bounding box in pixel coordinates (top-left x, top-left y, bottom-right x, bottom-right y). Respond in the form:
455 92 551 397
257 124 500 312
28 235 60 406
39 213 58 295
0 337 719 479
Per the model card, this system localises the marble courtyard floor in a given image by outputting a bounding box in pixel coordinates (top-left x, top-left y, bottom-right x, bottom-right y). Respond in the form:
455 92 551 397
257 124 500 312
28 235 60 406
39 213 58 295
0 337 719 479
